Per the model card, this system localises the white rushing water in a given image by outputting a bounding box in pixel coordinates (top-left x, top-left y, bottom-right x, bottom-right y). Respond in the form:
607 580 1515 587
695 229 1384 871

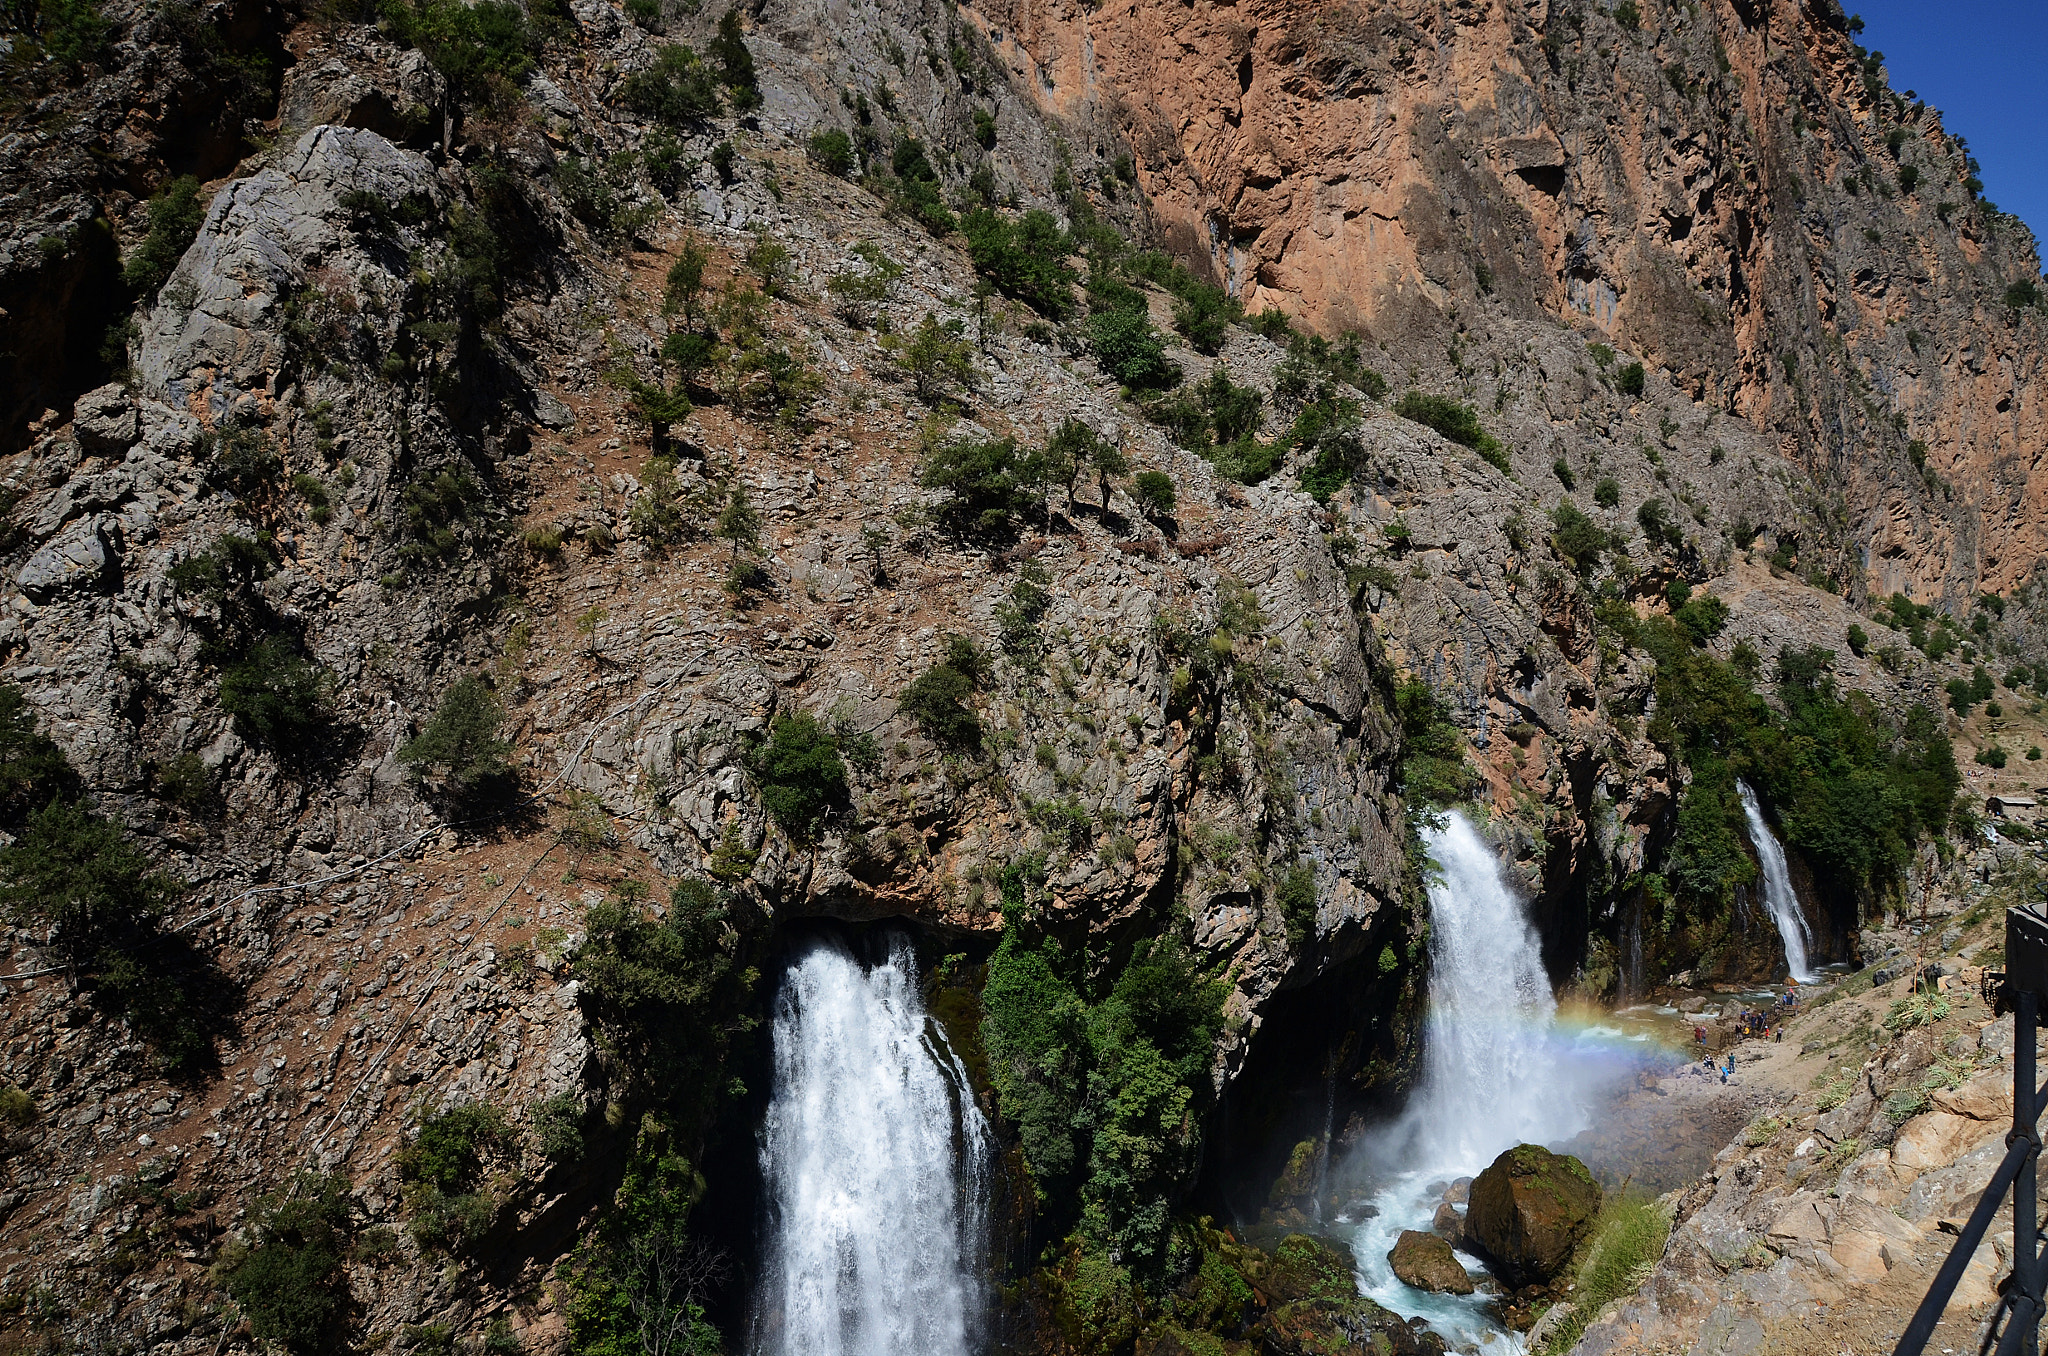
1345 810 1616 1352
1737 780 1814 982
753 934 991 1356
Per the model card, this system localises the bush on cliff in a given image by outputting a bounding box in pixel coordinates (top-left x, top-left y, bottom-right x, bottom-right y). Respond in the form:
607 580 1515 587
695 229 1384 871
982 909 1225 1264
217 1174 353 1354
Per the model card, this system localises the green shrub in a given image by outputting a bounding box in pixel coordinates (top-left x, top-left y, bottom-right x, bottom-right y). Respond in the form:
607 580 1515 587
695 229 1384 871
1087 304 1178 390
0 797 181 953
1552 458 1576 491
960 208 1075 319
1395 678 1475 805
1172 282 1240 355
1612 0 1640 29
981 923 1225 1261
1130 470 1177 519
1593 476 1622 509
709 6 758 111
26 0 111 73
1616 361 1646 396
617 44 721 123
218 633 334 753
0 1086 33 1127
752 713 847 836
1847 623 1869 656
218 1175 352 1354
807 128 854 177
972 107 997 148
0 684 82 825
122 176 205 298
1549 499 1606 573
895 312 974 401
1277 862 1316 947
576 876 761 1120
900 664 981 750
402 1104 510 1195
381 0 535 102
1394 391 1507 469
1898 165 1919 194
921 435 1027 536
399 676 512 800
1977 746 2008 768
2007 280 2040 309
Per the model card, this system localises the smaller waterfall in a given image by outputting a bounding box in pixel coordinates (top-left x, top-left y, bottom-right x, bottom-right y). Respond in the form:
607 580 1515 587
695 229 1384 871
753 934 991 1356
1737 781 1814 982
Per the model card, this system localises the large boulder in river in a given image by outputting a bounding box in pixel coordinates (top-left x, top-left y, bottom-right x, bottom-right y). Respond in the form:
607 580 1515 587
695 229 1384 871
1389 1229 1475 1294
1465 1144 1602 1285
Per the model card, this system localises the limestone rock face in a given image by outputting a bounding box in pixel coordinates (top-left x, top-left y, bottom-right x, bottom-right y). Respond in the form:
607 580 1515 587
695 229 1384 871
1388 1229 1474 1295
1466 1144 1603 1286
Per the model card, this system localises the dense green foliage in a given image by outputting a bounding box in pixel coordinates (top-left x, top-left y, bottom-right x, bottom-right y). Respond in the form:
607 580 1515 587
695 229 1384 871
921 435 1029 536
618 44 721 125
1393 391 1508 472
1145 367 1270 483
399 676 512 804
218 1175 353 1354
0 685 230 1075
1549 499 1607 573
1394 680 1475 806
1613 606 1961 938
121 176 205 298
382 0 536 102
750 713 848 837
219 633 336 753
900 662 982 750
1171 283 1239 355
709 6 758 111
887 134 954 235
1086 275 1178 390
577 877 761 1119
982 908 1226 1265
962 208 1076 319
807 128 854 177
398 1104 512 1250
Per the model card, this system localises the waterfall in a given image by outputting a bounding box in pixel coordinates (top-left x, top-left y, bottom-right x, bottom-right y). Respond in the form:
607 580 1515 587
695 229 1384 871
752 933 991 1356
1737 781 1814 982
1400 810 1584 1173
1346 810 1608 1350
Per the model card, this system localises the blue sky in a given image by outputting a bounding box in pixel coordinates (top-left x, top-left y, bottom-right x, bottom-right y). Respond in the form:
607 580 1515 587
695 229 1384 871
1849 1 2048 256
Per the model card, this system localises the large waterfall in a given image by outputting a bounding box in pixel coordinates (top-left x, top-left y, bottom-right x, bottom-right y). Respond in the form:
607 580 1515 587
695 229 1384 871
1348 810 1606 1349
752 934 991 1356
1737 780 1814 982
1401 810 1586 1171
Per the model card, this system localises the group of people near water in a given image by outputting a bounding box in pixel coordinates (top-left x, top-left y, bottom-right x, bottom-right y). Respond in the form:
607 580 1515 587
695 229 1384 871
1689 981 1802 1082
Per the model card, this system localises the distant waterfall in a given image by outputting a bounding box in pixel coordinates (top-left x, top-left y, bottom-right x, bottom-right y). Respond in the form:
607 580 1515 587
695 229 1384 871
1737 781 1814 982
753 934 991 1356
1388 811 1585 1175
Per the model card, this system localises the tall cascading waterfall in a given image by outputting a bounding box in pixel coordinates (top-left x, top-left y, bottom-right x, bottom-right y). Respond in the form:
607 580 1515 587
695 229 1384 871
752 933 992 1356
1400 810 1586 1170
1349 811 1610 1349
1737 780 1815 982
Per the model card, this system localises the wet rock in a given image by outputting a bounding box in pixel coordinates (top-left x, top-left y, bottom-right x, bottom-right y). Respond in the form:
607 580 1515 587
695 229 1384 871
1465 1144 1601 1286
1431 1199 1466 1246
1388 1229 1474 1294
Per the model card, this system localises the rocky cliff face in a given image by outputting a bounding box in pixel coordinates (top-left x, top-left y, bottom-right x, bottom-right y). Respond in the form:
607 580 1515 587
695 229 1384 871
968 0 2048 610
0 0 2041 1349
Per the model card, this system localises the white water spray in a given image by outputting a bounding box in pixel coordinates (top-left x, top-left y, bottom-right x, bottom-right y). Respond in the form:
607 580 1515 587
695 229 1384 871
753 934 991 1356
1397 810 1585 1171
1348 811 1619 1351
1737 781 1814 982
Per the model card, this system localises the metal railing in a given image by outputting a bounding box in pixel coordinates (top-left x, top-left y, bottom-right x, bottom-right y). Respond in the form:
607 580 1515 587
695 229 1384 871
1893 902 2048 1356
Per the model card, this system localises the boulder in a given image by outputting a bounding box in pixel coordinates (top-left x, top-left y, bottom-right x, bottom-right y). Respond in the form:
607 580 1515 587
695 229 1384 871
70 383 137 454
1431 1199 1466 1245
1465 1144 1602 1286
1388 1229 1474 1294
18 516 117 602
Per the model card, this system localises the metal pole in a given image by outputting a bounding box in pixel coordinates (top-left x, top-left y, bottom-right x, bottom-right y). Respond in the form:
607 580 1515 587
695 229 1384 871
2019 988 2040 1356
